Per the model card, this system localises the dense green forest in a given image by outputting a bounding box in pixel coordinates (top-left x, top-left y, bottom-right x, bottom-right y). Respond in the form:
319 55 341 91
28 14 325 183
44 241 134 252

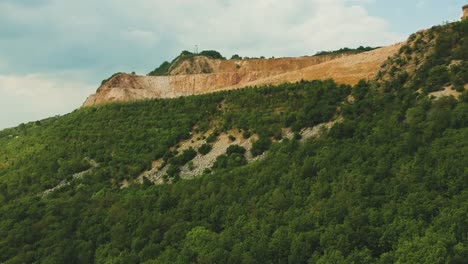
0 21 467 263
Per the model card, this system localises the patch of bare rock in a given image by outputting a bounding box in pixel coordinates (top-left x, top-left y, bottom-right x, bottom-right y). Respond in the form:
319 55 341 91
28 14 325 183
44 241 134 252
136 119 341 187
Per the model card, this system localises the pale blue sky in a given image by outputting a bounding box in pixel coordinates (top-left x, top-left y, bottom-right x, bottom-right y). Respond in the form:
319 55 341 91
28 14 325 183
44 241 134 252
0 0 466 129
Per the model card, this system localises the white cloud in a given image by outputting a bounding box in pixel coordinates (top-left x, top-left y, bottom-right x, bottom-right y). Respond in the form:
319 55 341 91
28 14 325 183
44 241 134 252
121 29 159 48
417 1 425 9
1 0 402 57
106 0 403 57
0 73 95 129
0 57 7 71
346 0 375 4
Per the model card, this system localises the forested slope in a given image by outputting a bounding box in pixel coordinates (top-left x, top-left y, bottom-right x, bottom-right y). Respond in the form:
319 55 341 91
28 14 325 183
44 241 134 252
0 21 467 263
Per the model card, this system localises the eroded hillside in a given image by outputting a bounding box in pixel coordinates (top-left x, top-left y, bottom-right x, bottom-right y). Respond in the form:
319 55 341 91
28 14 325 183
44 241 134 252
82 44 403 107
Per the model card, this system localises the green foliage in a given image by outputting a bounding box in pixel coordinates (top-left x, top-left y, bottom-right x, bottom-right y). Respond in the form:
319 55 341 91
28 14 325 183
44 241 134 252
181 50 193 56
198 143 212 155
226 145 246 155
213 145 247 170
251 137 272 156
0 21 467 264
101 72 124 85
147 61 171 76
382 20 468 95
199 50 225 60
206 131 219 143
315 46 378 56
424 65 450 92
450 61 468 86
212 152 246 170
0 79 348 200
169 148 197 167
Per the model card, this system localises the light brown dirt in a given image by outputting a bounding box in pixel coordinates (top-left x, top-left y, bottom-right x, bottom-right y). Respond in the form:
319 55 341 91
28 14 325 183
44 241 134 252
82 44 403 107
226 43 404 90
429 85 465 99
138 130 259 184
179 132 256 179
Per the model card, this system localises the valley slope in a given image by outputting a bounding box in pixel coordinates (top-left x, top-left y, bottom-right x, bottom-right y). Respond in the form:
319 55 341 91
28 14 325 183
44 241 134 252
0 20 467 263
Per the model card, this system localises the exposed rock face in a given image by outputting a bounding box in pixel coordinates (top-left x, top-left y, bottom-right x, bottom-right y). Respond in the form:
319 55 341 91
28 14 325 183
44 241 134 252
82 43 403 107
463 4 468 20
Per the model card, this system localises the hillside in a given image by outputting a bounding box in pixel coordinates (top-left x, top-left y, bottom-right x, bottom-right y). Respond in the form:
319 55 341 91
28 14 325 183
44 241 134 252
0 20 467 263
82 44 402 107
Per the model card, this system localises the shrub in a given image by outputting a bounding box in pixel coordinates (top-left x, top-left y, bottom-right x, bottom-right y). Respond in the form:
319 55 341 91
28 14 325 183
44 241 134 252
226 145 246 155
199 50 225 60
198 144 212 155
293 132 302 140
425 65 450 92
166 164 180 176
206 132 219 143
251 137 271 156
213 153 246 170
242 131 251 139
148 61 171 76
101 72 123 85
170 148 197 166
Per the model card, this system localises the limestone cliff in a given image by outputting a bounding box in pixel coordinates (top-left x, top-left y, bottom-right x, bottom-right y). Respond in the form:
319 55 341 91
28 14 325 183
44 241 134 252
82 43 403 107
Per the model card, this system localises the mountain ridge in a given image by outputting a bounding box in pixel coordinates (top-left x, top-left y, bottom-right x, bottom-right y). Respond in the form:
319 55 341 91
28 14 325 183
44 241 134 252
82 43 402 107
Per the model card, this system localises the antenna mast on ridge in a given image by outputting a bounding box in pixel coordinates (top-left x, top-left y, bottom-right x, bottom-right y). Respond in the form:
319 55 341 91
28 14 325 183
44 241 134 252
194 45 199 54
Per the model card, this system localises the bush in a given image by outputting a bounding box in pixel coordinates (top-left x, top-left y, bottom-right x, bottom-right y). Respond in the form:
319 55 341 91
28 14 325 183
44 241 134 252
148 61 171 76
251 137 271 156
242 131 251 139
199 50 225 60
315 46 377 56
101 72 123 85
293 132 302 140
170 148 197 166
226 145 246 155
425 65 450 92
206 132 219 143
329 121 356 139
166 164 180 176
198 144 212 155
213 153 246 170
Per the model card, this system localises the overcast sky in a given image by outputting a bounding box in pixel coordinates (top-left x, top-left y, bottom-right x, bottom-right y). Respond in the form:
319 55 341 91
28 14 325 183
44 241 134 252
0 0 465 130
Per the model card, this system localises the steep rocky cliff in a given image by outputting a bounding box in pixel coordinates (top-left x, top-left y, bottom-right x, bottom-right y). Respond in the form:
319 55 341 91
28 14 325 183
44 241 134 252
83 43 403 107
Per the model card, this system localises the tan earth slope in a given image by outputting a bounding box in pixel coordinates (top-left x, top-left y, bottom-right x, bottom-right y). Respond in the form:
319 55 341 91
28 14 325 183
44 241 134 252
83 43 403 107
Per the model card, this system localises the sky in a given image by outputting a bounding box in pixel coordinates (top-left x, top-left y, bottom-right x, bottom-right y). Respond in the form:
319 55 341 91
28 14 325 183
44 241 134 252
0 0 466 130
